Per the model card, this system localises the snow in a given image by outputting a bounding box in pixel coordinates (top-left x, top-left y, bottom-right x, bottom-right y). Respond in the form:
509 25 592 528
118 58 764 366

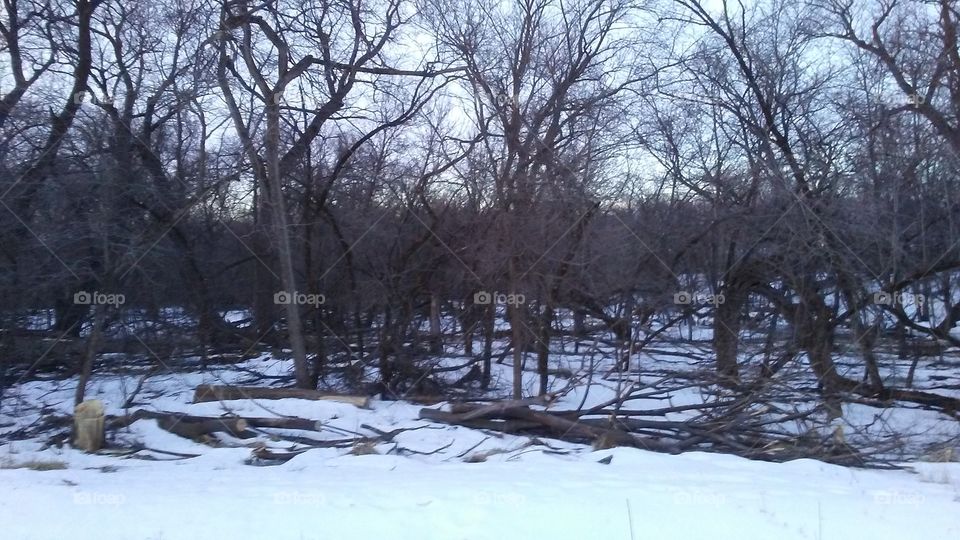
2 333 960 538
2 442 959 540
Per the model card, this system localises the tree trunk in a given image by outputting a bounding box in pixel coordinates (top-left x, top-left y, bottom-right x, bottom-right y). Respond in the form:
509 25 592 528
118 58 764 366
481 303 493 389
265 99 311 389
537 303 553 396
509 299 524 399
74 304 105 405
252 184 278 339
429 292 442 354
573 309 585 354
713 286 743 382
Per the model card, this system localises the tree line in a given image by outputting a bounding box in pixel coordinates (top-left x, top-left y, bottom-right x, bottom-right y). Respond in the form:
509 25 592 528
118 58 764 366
1 0 958 411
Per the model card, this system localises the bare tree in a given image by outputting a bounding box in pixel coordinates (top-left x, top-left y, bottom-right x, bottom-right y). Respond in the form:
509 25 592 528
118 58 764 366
425 0 651 397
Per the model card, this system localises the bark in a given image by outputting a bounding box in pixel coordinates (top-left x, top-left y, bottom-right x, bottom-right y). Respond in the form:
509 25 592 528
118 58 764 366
74 304 105 405
481 303 494 389
110 410 251 439
509 300 524 399
419 403 672 451
265 100 311 388
429 292 442 354
536 304 553 396
573 309 585 354
713 286 744 382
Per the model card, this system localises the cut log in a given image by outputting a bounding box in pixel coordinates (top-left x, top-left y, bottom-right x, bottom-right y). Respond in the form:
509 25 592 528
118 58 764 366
192 385 370 408
158 416 250 439
251 447 310 462
242 416 322 431
449 396 552 420
499 407 676 451
118 410 251 439
418 407 542 432
419 404 677 452
109 410 322 434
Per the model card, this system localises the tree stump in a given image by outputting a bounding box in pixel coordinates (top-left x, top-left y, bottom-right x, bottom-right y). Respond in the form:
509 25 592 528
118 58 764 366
73 400 105 452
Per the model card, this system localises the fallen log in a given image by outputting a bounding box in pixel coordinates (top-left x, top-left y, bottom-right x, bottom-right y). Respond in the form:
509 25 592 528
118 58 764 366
498 406 678 452
251 447 310 461
449 396 552 420
131 410 251 439
108 410 325 435
875 387 960 415
243 416 322 431
592 399 742 417
504 406 638 446
419 404 676 452
192 385 369 408
419 407 543 433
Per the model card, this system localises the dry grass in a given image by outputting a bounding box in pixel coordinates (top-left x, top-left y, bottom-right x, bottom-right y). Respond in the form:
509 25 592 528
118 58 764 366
348 441 380 456
920 446 958 463
0 458 68 471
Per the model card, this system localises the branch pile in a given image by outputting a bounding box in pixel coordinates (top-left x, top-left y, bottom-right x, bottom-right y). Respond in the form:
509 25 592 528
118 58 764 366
418 396 881 467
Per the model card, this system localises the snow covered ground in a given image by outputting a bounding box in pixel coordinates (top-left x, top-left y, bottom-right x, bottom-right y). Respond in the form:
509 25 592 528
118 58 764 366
3 337 960 539
2 439 959 539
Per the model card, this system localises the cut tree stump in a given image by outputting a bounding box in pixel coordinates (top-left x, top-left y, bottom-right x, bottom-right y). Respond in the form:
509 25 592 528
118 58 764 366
192 385 369 408
73 400 105 452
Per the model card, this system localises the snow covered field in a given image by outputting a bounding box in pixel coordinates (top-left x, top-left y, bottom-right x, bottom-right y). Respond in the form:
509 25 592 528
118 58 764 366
2 348 960 539
2 438 959 539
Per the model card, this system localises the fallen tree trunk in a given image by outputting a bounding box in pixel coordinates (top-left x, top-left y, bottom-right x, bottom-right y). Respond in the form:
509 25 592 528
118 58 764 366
251 447 310 461
108 410 327 439
416 399 877 466
448 396 553 419
419 404 676 452
874 387 960 416
113 410 252 439
192 385 369 408
828 376 960 416
418 407 543 433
